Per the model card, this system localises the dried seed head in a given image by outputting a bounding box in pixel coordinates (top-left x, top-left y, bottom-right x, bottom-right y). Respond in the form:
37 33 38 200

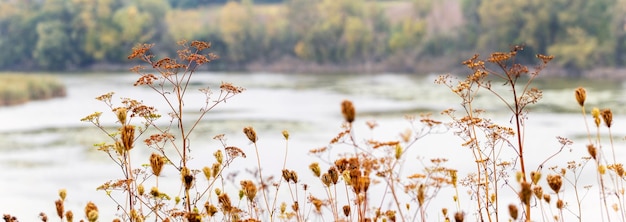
121 125 135 151
116 107 127 124
212 163 221 179
282 130 289 140
343 205 351 217
592 107 601 127
240 180 257 202
58 189 67 201
150 187 160 198
292 201 299 212
243 126 257 143
65 211 73 222
395 144 402 159
149 153 165 177
214 150 223 165
280 202 287 214
547 174 562 193
282 169 292 182
181 167 194 191
290 170 299 183
218 193 233 213
530 171 541 185
543 194 551 203
207 203 218 217
417 184 426 206
599 165 607 175
202 166 211 180
55 200 64 219
309 162 321 178
341 100 356 123
508 204 518 220
442 208 448 216
602 109 613 128
519 182 532 205
533 186 543 199
321 173 332 187
39 212 48 222
587 144 597 160
84 202 98 222
575 87 586 107
328 167 339 184
137 184 145 196
556 199 564 209
454 212 464 222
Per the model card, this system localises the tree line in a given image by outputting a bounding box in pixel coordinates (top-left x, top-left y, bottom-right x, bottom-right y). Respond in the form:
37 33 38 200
1 0 625 74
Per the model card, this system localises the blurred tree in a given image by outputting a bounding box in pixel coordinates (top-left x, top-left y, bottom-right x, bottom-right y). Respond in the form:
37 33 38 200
0 1 39 69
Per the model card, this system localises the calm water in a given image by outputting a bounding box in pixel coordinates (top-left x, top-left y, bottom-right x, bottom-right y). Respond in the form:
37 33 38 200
0 72 625 221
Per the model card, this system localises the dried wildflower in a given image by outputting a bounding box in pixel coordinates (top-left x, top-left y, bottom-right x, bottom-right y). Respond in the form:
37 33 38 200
321 173 332 187
150 187 160 198
39 212 47 222
221 82 245 94
328 167 339 184
55 199 64 219
547 174 562 193
121 125 135 151
587 144 597 160
206 203 218 217
454 212 464 222
181 167 194 191
134 74 158 86
128 43 154 60
309 196 324 213
243 126 257 143
530 171 541 185
601 109 613 128
190 40 211 51
519 182 532 205
556 199 564 209
533 186 543 199
282 130 289 140
343 205 351 217
186 212 201 222
225 146 246 159
149 153 165 177
575 87 586 107
395 144 403 159
417 184 426 206
309 163 321 177
592 107 601 127
58 189 67 201
80 112 102 123
341 100 356 123
240 180 257 202
218 193 233 213
290 170 299 183
65 211 73 222
84 202 98 222
212 163 221 179
599 165 607 175
543 194 551 203
508 204 518 220
202 166 211 180
137 184 145 196
292 201 299 212
537 54 554 64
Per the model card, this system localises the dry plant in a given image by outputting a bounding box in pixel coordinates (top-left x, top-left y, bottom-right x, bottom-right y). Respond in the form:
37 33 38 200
435 46 557 221
10 41 626 222
81 40 248 221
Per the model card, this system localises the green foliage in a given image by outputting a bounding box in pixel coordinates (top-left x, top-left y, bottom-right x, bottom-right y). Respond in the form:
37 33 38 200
3 0 626 73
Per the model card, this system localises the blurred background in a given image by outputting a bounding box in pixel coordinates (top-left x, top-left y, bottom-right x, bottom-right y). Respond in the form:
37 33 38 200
1 0 625 77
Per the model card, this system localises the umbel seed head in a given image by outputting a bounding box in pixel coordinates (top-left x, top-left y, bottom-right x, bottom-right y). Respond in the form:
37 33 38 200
601 109 613 128
243 126 257 143
575 87 586 107
341 100 356 123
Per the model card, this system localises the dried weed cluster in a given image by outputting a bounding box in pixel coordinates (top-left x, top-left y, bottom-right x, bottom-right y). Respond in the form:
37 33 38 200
8 42 626 222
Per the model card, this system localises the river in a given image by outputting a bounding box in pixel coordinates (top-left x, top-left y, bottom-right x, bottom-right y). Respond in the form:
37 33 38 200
0 72 624 221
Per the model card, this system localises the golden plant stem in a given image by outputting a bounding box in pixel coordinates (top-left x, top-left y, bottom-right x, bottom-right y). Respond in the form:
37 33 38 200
253 142 272 221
